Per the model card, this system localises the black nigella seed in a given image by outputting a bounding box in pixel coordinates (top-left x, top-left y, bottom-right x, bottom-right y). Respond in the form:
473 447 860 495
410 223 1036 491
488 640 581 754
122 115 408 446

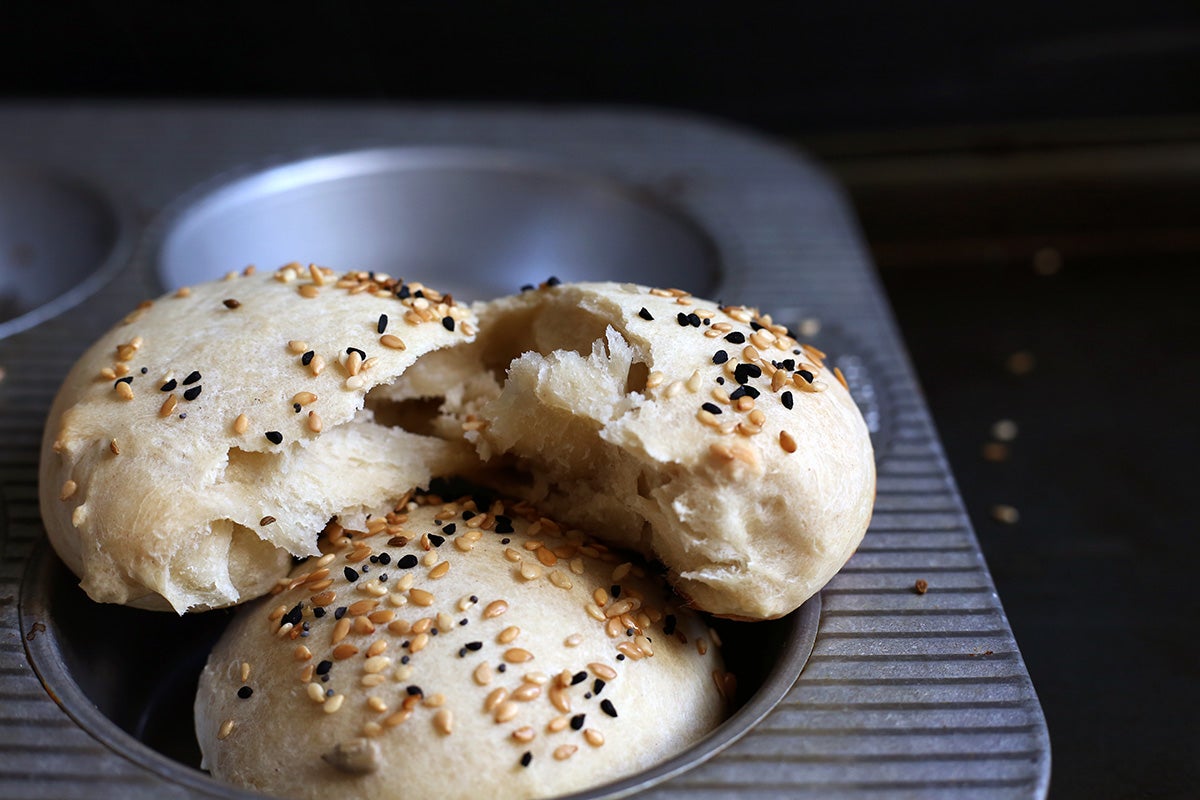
413 290 425 299
782 391 794 410
325 688 334 697
796 369 814 384
494 516 514 534
343 566 359 582
429 627 437 635
501 538 510 545
442 523 457 535
638 307 653 321
616 654 626 661
750 320 763 331
704 318 711 326
115 376 134 386
701 402 722 415
520 284 535 292
301 350 315 365
223 298 240 309
687 313 701 327
734 363 762 385
378 314 388 334
281 603 303 626
546 276 561 287
462 510 475 520
182 371 201 385
397 285 411 299
497 664 507 673
378 574 388 582
406 685 424 696
293 403 301 413
465 641 483 651
183 385 202 401
315 660 333 675
237 686 253 699
593 678 606 695
360 564 369 572
313 607 326 618
378 552 391 565
140 366 148 374
442 316 455 331
265 430 283 444
729 385 760 401
778 359 796 372
397 554 419 569
626 628 635 636
600 699 618 717
334 606 347 619
712 350 728 364
571 671 587 685
610 584 621 598
570 714 586 730
459 619 468 626
346 347 366 360
663 614 677 635
369 555 378 564
428 534 445 547
400 655 410 664
724 332 746 344
160 379 177 392
676 312 690 327
520 752 532 768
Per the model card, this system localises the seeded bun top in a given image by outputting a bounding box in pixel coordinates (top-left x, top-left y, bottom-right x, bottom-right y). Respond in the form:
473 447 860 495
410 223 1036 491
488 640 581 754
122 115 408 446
195 492 729 800
38 266 478 612
457 281 875 620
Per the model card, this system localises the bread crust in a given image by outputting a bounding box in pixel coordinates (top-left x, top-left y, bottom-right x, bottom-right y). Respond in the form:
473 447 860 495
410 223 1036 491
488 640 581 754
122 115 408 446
459 283 875 619
195 493 728 800
38 269 477 612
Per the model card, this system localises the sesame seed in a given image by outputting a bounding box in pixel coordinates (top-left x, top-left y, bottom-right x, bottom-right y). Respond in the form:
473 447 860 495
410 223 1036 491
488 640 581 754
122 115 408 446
724 331 746 344
59 480 77 501
158 394 178 417
323 694 345 713
584 728 605 747
554 745 578 760
483 600 508 619
512 727 535 743
991 504 1021 524
115 382 134 401
310 355 326 376
299 285 319 299
504 648 533 663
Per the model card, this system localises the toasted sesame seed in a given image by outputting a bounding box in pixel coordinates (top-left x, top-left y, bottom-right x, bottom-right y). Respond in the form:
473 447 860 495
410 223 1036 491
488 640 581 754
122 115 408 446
364 656 391 674
483 600 508 619
115 381 134 401
991 504 1021 524
409 588 434 607
323 694 345 713
333 644 359 660
554 744 578 761
410 633 430 653
549 685 570 713
473 662 493 686
332 616 351 644
645 371 665 389
612 562 632 581
780 430 798 453
589 662 617 680
298 284 319 299
485 687 508 712
494 701 520 723
511 683 541 702
548 571 572 590
59 480 77 501
504 648 533 664
310 355 326 376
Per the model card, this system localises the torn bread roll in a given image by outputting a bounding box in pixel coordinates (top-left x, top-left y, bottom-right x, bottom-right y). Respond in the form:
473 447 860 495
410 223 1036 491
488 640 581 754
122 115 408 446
453 282 875 620
38 267 478 612
195 492 730 800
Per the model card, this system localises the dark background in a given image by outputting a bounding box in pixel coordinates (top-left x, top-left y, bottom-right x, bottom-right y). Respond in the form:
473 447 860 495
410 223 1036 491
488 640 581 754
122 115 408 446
4 5 1199 798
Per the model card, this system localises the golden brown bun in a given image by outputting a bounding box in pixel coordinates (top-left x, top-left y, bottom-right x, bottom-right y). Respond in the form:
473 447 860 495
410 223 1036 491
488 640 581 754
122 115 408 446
195 493 729 800
38 268 477 612
455 282 875 619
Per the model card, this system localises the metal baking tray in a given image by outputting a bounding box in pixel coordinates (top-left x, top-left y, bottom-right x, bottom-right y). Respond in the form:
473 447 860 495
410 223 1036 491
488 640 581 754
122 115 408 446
0 104 1049 799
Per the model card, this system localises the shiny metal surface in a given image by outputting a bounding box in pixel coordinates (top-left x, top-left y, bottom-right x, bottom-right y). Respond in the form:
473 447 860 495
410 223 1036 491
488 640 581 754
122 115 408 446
0 164 131 339
0 104 1049 799
158 148 719 300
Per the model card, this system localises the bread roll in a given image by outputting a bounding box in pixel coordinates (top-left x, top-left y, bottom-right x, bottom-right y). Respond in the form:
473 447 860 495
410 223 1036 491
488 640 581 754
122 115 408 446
38 268 478 612
195 492 729 800
454 282 875 619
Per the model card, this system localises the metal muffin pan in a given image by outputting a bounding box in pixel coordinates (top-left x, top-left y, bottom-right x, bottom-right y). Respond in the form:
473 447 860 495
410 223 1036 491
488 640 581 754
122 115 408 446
0 104 1048 799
